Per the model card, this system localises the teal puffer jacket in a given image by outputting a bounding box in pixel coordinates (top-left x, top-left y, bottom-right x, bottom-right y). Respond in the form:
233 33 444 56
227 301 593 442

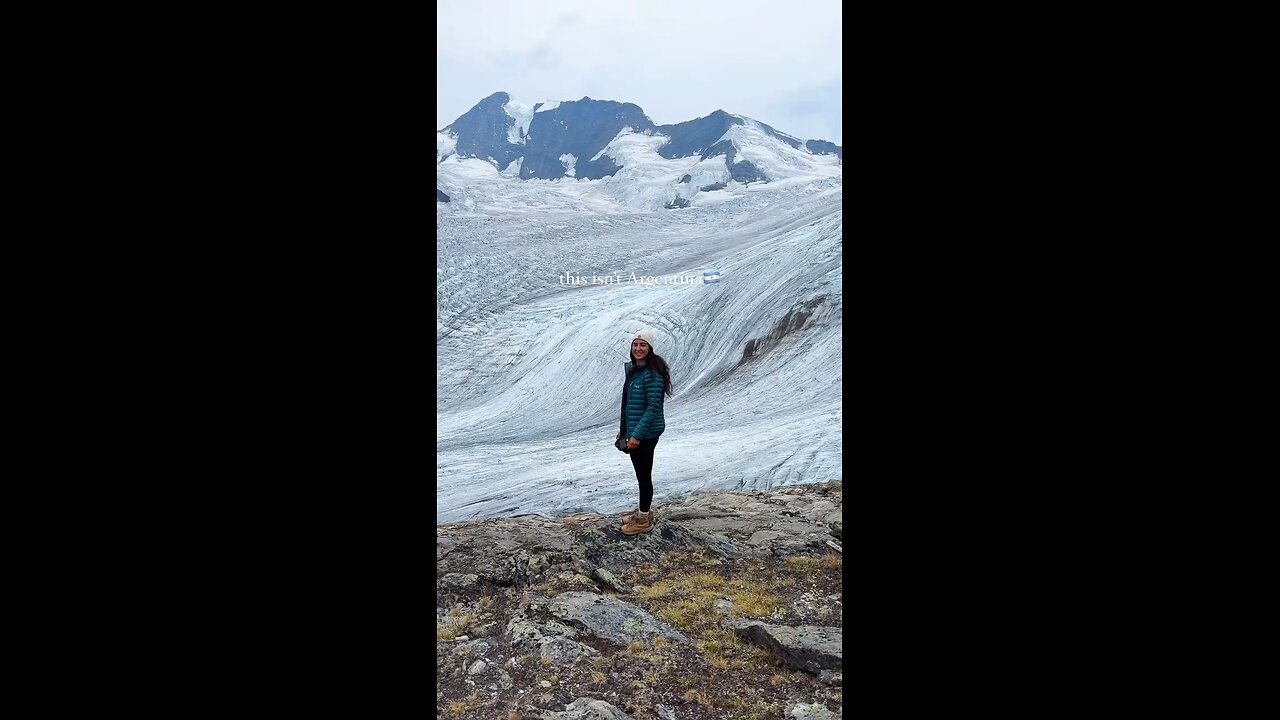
621 361 666 440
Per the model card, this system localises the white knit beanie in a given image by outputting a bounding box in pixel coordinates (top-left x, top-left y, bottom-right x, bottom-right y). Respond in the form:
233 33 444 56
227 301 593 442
633 328 658 348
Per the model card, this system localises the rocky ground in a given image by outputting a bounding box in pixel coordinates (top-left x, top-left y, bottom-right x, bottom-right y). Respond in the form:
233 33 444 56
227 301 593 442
436 481 843 719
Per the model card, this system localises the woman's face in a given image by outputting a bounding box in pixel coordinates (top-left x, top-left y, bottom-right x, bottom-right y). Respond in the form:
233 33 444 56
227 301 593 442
631 339 649 360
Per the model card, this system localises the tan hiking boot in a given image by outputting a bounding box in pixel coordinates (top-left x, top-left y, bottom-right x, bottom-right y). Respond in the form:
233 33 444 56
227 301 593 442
619 507 639 530
621 510 654 535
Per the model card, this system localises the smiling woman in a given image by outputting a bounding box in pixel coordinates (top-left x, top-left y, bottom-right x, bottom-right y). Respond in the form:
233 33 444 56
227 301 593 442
617 327 674 535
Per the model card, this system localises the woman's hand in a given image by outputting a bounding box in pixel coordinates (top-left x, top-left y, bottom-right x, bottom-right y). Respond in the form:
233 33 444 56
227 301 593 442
626 437 640 450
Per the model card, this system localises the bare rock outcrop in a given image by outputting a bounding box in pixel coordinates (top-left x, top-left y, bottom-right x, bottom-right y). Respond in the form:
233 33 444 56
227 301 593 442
436 481 843 591
436 481 843 718
538 697 634 719
726 619 842 674
547 591 688 646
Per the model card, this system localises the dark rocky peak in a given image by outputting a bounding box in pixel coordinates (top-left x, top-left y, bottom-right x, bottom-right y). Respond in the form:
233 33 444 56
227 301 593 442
657 110 803 166
441 91 511 135
520 97 657 181
805 139 843 160
655 109 745 159
441 91 523 171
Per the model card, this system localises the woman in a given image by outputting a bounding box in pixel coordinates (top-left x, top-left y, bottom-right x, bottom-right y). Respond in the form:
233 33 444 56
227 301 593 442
616 328 673 535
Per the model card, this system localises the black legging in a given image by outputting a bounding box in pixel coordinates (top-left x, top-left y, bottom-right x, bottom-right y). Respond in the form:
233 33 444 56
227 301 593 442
629 437 660 512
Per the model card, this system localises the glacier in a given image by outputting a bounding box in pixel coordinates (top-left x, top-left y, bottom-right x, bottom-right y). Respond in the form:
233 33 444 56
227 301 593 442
437 137 841 525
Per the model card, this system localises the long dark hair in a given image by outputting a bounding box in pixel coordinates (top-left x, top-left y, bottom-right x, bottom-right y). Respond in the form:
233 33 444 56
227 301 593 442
630 347 674 397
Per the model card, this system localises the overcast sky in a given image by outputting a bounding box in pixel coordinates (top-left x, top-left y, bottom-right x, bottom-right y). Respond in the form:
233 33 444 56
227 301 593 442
437 0 842 145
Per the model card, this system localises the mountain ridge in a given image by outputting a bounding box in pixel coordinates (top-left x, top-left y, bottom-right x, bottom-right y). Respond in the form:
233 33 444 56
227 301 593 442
437 92 840 207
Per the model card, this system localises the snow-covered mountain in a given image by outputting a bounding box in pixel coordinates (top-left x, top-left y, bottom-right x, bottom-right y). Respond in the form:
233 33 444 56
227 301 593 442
437 92 840 212
437 92 842 523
